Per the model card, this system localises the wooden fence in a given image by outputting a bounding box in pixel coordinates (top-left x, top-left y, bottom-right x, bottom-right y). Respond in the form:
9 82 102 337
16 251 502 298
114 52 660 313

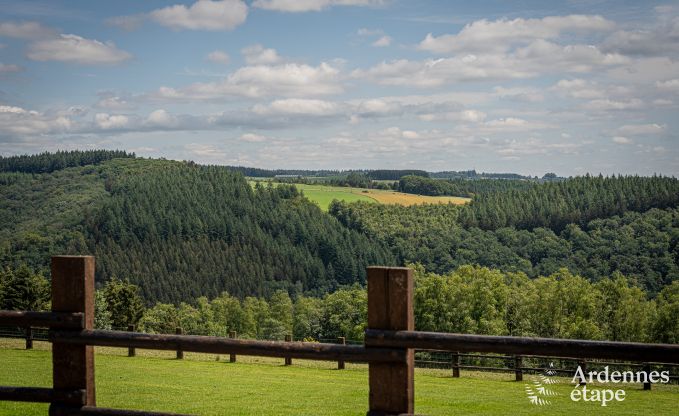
1 256 679 415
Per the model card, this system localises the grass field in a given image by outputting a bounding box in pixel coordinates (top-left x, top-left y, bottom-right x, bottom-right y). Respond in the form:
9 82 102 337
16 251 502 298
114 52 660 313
249 181 470 211
1 340 677 415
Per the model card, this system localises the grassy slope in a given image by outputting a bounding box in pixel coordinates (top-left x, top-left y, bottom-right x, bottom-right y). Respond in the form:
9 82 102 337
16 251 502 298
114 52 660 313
1 342 677 416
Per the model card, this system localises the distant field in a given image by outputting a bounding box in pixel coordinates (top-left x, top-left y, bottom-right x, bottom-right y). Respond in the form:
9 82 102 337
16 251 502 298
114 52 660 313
1 340 677 415
249 181 470 211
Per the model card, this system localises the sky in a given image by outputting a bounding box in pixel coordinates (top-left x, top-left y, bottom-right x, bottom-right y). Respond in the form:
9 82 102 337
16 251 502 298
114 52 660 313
0 0 678 176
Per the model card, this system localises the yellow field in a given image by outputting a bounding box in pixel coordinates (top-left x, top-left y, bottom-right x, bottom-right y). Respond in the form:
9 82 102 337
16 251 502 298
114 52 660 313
249 181 470 210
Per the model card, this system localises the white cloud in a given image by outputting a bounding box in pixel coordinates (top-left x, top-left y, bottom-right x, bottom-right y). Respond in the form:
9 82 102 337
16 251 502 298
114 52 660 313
241 44 281 65
0 21 56 39
154 62 342 100
0 105 73 138
95 113 129 129
0 63 21 73
617 123 666 136
240 133 267 142
612 136 632 144
252 0 384 13
146 109 175 127
581 98 644 111
372 35 392 47
207 50 230 64
419 109 487 123
656 79 679 92
252 98 341 116
27 34 132 64
418 15 614 54
95 96 132 110
150 0 248 31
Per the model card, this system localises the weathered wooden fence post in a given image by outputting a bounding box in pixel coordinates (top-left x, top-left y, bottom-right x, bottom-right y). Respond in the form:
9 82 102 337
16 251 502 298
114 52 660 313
127 325 136 357
452 352 460 378
514 355 523 381
367 266 414 416
284 334 292 366
229 331 237 363
176 327 184 359
25 326 33 350
643 363 651 390
338 337 346 370
50 255 96 413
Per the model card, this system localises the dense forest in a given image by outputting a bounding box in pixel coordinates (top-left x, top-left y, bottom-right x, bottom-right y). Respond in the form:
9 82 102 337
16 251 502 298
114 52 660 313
398 175 535 197
0 152 394 303
0 150 134 174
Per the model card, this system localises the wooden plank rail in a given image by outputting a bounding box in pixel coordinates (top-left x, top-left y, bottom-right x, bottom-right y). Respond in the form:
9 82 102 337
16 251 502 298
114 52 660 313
364 329 679 364
48 329 407 364
1 258 679 415
0 387 85 403
0 311 84 329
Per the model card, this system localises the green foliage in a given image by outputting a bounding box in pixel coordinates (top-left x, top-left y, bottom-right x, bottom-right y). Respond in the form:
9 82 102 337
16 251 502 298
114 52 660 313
102 277 145 328
319 287 367 341
0 264 49 311
94 290 113 330
654 281 679 343
332 201 679 294
399 175 534 197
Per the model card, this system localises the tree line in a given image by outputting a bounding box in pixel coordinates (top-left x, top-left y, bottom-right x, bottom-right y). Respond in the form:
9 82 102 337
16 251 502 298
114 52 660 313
398 175 535 197
3 263 676 344
0 150 134 174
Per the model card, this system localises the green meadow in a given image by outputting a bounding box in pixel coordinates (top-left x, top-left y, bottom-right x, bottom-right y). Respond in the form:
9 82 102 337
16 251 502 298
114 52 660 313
1 341 677 415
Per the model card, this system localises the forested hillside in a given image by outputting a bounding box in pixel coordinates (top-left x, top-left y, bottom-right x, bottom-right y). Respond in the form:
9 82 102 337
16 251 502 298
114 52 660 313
89 159 394 302
331 176 679 294
0 152 394 304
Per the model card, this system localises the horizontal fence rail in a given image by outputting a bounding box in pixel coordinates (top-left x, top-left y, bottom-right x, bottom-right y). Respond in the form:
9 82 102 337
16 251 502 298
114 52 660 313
0 311 84 329
0 387 85 404
365 329 679 364
48 329 407 363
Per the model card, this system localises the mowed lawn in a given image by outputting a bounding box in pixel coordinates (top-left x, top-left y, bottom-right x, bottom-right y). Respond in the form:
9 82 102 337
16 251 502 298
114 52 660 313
249 181 470 211
1 342 678 415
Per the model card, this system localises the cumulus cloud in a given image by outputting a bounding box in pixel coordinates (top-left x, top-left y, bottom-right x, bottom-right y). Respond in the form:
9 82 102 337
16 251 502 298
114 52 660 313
372 35 392 47
0 21 56 39
0 105 73 138
418 15 614 54
612 136 632 144
241 44 281 65
656 79 679 92
252 0 384 13
27 34 132 64
240 133 267 142
207 50 230 64
95 95 133 110
94 113 129 129
153 62 343 100
252 98 341 116
150 0 248 31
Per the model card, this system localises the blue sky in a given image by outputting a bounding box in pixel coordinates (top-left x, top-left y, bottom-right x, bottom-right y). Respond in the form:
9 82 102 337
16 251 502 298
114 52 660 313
0 0 677 176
